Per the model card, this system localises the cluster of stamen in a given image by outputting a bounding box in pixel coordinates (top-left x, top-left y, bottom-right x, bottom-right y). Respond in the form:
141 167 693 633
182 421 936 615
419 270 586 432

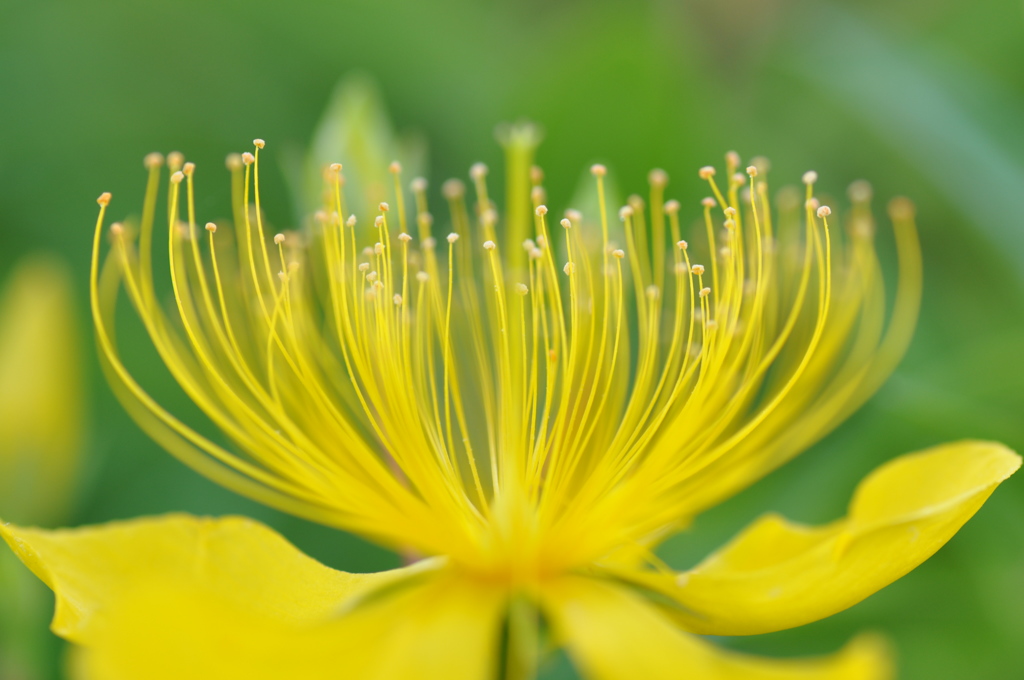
91 138 920 578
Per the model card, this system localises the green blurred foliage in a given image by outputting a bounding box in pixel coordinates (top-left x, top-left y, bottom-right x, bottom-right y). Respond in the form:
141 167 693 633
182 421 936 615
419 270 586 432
2 0 1024 678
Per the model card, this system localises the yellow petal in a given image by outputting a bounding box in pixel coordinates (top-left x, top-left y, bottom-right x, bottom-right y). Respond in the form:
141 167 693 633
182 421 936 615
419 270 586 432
543 576 892 680
3 514 505 680
0 513 427 643
0 254 83 525
614 440 1020 635
84 570 505 680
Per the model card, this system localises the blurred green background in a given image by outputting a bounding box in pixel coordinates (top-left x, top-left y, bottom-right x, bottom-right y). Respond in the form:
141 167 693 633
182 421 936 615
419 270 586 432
2 0 1023 678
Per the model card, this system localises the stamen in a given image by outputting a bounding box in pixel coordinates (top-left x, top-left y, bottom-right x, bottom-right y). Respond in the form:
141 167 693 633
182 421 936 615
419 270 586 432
90 141 920 573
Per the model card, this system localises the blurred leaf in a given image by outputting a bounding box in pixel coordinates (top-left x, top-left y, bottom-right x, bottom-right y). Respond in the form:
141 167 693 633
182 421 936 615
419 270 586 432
291 73 427 226
790 3 1024 290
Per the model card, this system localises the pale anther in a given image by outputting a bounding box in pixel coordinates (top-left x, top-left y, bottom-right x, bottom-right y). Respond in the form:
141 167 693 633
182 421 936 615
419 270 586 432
701 197 716 208
560 218 571 229
664 200 680 214
374 243 385 255
563 262 576 275
691 264 706 275
182 162 195 176
398 232 412 242
724 206 737 217
358 263 370 272
374 216 384 228
416 271 429 282
388 161 402 174
677 240 688 250
447 233 460 244
535 205 548 216
411 177 427 192
848 180 872 203
746 165 757 177
888 197 916 220
699 287 712 298
241 152 254 166
590 164 607 177
97 192 112 206
109 222 124 236
393 294 403 305
253 139 266 149
274 233 286 245
144 152 164 169
618 206 633 220
469 162 488 180
817 205 832 218
379 202 389 212
698 166 716 179
802 170 818 185
514 283 529 296
612 249 625 259
346 215 357 228
170 171 184 184
483 240 496 251
205 222 217 233
442 179 465 199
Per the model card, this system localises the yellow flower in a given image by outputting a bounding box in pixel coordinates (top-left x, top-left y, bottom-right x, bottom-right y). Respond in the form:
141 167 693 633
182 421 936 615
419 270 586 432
2 131 1019 679
0 255 83 526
